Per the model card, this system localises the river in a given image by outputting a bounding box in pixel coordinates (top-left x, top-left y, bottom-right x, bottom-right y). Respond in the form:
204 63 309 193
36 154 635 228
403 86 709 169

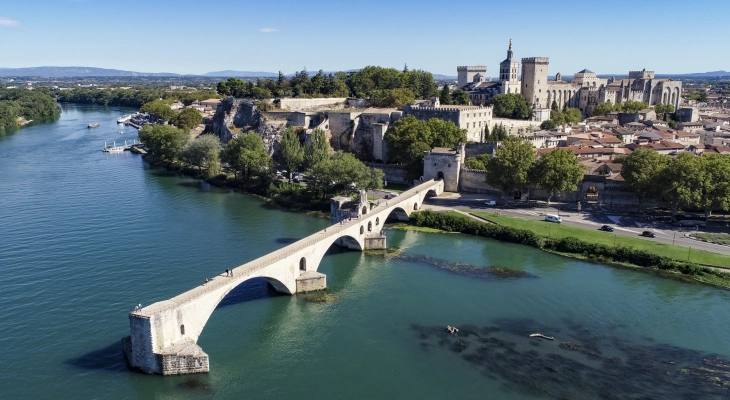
1 104 729 399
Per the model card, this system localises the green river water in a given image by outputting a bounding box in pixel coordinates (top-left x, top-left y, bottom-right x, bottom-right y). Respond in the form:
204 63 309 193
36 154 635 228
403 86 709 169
1 104 729 399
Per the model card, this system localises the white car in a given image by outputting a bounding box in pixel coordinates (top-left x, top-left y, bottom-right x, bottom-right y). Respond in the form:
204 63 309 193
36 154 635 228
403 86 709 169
484 200 497 206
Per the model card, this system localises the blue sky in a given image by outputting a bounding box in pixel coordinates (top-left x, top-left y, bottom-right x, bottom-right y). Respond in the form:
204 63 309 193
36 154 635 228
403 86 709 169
1 0 727 76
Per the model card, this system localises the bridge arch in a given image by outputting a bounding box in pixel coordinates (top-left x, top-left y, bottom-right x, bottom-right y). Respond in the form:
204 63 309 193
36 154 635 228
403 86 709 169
127 179 446 375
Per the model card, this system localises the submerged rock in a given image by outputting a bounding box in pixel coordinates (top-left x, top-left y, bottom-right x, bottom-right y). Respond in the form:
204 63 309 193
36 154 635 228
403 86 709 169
411 318 730 399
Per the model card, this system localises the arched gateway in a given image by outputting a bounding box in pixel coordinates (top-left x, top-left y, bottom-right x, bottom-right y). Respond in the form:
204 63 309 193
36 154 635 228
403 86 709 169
124 179 445 375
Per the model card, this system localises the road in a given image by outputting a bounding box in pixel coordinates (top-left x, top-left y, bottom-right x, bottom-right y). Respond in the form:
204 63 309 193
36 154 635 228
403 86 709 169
421 193 730 261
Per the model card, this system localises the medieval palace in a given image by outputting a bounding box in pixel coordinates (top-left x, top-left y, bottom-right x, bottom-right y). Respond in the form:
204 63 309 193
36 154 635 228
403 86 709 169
458 40 682 118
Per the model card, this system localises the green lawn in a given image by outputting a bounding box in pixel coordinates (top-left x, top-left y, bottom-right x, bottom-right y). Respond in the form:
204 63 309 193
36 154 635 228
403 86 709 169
470 212 730 267
383 182 411 193
693 233 730 246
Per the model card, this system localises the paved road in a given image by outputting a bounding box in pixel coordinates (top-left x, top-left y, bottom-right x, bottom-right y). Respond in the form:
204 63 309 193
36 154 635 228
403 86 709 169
421 194 730 262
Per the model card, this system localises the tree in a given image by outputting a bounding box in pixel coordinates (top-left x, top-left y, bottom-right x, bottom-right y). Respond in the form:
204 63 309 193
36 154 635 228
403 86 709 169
483 124 490 141
385 115 467 180
540 120 557 130
551 100 559 111
464 153 490 170
376 88 415 108
592 101 614 116
306 151 384 199
305 128 330 168
563 108 582 125
490 123 508 141
439 84 451 105
180 134 221 173
486 136 535 197
698 91 708 103
659 152 701 220
694 155 730 219
140 99 176 121
172 108 202 132
531 148 584 203
616 148 669 207
621 100 649 114
279 127 304 181
492 93 533 120
222 133 271 181
654 103 675 114
138 124 189 161
451 89 471 105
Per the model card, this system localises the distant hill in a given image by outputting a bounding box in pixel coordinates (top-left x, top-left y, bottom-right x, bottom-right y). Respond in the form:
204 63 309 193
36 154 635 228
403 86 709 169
203 70 279 78
0 67 180 77
433 74 457 81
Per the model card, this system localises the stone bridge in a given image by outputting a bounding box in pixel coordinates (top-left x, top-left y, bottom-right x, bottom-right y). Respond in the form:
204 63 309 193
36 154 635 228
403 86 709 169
124 179 444 375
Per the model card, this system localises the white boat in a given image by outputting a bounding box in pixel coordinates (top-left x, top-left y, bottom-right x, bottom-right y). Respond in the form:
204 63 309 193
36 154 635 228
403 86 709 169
103 141 125 153
88 122 99 128
117 114 133 124
119 130 124 135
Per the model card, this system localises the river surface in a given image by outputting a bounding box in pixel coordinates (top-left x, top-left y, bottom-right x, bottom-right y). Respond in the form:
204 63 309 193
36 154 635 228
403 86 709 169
1 104 730 399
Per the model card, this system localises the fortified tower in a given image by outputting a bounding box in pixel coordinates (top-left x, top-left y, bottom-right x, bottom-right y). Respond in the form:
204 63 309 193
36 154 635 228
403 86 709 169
629 69 655 80
521 57 550 108
499 39 521 94
457 65 487 88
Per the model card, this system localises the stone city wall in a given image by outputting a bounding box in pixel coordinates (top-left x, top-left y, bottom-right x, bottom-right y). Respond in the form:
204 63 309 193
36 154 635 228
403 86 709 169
365 163 409 184
275 98 348 110
458 169 499 194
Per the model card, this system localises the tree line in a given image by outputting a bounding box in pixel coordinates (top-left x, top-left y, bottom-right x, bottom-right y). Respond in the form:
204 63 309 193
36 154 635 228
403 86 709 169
618 148 730 219
138 125 384 210
56 88 220 108
0 88 61 132
216 66 438 108
485 136 585 203
139 99 203 131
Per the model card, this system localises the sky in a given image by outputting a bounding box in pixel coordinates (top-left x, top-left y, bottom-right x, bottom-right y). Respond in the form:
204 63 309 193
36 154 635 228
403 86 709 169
1 0 728 76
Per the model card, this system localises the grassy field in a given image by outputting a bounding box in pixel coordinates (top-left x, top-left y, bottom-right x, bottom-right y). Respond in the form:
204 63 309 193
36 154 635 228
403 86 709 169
470 211 730 267
382 182 411 193
693 233 730 246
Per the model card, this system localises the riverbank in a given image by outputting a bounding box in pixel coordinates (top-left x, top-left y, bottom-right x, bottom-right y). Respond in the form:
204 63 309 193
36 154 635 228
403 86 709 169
407 210 730 289
471 211 730 267
143 155 331 218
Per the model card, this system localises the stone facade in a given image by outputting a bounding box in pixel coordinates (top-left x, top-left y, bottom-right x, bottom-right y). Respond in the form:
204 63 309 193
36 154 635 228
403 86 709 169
458 41 682 118
403 105 493 142
423 144 465 191
457 66 487 88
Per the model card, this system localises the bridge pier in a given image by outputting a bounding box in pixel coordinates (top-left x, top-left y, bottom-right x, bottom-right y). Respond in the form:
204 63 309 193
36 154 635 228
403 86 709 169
296 271 327 292
364 233 387 249
124 179 445 376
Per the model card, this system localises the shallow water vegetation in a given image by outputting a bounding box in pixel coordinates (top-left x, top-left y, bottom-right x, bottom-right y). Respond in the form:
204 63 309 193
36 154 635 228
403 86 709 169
412 318 730 399
393 254 536 280
411 210 730 289
304 291 340 303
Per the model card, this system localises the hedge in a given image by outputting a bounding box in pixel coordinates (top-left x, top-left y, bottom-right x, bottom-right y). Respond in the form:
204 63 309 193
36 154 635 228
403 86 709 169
410 210 730 282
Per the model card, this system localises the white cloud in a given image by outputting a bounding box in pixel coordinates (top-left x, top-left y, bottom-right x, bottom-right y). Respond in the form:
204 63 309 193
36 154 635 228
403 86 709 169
259 27 278 33
0 17 20 28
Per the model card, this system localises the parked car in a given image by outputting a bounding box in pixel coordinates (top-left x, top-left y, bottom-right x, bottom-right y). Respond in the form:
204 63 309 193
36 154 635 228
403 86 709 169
640 231 656 238
599 225 614 232
544 214 562 223
484 200 497 206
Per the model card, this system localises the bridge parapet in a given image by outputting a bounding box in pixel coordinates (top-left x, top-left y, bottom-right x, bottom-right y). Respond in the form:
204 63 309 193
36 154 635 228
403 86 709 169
126 179 443 375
